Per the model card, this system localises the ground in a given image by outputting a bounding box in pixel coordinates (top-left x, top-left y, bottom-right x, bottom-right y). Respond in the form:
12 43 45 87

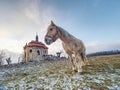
0 55 120 90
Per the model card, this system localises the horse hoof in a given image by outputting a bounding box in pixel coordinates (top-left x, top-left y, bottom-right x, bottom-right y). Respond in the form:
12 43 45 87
73 70 78 72
79 72 84 75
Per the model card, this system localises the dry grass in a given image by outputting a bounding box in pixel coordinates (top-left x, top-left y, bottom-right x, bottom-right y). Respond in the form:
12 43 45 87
0 54 120 90
86 55 120 74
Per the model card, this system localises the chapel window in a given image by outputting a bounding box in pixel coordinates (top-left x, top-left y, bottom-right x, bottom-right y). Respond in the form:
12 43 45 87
29 49 32 53
37 50 40 55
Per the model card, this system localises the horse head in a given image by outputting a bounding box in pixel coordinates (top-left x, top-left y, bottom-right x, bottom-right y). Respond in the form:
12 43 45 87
45 21 59 45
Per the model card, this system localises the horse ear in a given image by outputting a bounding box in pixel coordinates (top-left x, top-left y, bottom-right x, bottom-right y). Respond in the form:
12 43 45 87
51 20 55 26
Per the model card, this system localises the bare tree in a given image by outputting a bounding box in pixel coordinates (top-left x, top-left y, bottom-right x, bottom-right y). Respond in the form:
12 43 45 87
0 50 6 65
6 57 11 65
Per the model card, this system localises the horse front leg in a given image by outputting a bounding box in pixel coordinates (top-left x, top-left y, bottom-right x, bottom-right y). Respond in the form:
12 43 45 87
68 55 76 72
75 53 83 74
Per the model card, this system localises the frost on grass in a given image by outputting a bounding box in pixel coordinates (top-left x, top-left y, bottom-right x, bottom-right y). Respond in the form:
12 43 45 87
0 55 120 90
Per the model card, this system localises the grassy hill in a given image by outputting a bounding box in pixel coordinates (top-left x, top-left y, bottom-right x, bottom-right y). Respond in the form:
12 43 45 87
0 55 120 90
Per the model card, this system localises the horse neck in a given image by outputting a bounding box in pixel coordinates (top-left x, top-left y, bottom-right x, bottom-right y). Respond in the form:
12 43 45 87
57 26 73 43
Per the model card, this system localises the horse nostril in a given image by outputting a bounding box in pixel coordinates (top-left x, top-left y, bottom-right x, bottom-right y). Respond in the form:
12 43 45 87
45 38 47 43
45 36 53 45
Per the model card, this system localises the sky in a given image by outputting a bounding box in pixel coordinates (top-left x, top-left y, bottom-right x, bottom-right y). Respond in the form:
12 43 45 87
0 0 120 63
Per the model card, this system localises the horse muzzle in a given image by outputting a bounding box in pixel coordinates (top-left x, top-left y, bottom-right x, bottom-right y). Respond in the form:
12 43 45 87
45 36 53 45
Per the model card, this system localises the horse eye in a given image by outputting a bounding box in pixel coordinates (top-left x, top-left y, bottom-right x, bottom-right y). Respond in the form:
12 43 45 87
50 29 53 31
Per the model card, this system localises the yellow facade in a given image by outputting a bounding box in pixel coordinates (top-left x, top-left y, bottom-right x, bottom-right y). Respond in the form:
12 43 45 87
23 35 48 62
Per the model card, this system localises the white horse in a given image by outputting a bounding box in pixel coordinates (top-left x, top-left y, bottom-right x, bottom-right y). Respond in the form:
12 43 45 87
44 21 89 74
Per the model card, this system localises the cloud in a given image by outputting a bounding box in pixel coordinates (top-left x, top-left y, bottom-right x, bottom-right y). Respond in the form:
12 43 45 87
47 39 66 56
0 28 11 38
0 0 54 52
0 0 120 63
0 0 85 57
0 0 65 62
0 38 25 53
22 0 45 26
20 0 64 55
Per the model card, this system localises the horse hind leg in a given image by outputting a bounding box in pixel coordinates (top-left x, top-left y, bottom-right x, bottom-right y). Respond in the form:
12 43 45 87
81 52 89 66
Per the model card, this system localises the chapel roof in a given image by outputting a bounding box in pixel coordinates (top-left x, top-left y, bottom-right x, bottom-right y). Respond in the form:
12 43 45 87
26 40 48 49
24 34 48 49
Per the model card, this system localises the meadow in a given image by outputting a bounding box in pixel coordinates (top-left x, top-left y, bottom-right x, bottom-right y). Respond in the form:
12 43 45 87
0 55 120 90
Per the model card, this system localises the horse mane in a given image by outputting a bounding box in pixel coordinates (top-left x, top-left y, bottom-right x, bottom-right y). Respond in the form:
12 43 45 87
57 26 75 38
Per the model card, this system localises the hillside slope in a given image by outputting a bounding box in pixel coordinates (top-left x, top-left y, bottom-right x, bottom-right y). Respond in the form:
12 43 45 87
0 55 120 90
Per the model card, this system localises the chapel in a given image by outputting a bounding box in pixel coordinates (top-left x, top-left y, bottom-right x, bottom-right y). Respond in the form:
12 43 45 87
23 34 48 62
